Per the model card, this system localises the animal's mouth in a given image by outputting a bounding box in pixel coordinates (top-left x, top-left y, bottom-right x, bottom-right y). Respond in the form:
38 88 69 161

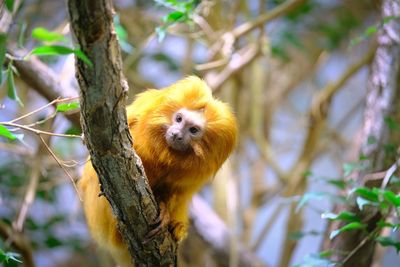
167 140 189 152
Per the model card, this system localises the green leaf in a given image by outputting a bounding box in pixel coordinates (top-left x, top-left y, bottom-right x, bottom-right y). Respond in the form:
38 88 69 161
163 11 185 23
343 162 361 176
5 0 14 12
271 45 289 61
30 45 93 67
383 15 400 24
0 34 6 85
7 63 23 106
302 170 313 178
56 102 80 112
326 178 347 189
377 220 400 231
356 196 377 210
0 125 17 140
30 45 75 56
367 135 377 145
296 192 328 212
73 49 93 68
353 187 379 202
282 31 304 49
384 116 400 131
295 252 336 267
376 236 400 253
318 250 334 258
383 143 396 155
0 249 22 263
289 230 320 240
43 215 66 230
364 25 378 36
382 190 400 207
321 211 360 222
329 222 366 239
45 236 63 248
64 125 81 135
31 27 66 42
156 26 167 42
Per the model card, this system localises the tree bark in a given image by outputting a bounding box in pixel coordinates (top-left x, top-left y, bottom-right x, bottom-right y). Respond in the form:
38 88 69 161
323 1 400 266
67 0 177 266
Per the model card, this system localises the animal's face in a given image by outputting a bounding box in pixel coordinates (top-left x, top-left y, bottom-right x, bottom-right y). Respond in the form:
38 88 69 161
165 108 205 152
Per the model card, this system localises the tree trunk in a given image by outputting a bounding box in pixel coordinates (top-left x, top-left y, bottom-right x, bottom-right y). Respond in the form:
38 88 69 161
67 0 177 266
323 1 400 266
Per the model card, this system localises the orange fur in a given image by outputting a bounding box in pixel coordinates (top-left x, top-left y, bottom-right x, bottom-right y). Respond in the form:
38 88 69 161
79 76 238 267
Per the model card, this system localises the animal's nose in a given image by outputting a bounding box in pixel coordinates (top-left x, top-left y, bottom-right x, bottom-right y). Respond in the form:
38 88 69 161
172 132 183 141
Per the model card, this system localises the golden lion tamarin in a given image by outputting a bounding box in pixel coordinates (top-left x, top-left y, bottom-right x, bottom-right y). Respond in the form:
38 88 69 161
79 76 238 266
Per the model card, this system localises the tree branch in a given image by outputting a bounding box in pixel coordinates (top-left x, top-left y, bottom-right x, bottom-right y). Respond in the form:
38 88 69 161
190 196 265 267
67 0 176 266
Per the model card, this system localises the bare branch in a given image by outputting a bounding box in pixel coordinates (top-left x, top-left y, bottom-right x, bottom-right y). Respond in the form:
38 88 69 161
232 0 308 38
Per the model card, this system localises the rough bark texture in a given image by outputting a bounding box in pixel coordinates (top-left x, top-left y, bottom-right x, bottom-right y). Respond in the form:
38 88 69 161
67 0 177 266
323 1 400 266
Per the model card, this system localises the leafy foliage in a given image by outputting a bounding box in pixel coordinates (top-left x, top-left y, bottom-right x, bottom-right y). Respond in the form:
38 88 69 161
296 154 400 265
154 0 200 41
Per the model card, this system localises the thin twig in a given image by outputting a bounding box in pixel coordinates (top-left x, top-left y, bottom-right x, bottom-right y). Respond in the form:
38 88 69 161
206 43 260 92
380 158 399 189
1 121 82 139
9 96 79 123
232 0 308 38
24 112 57 128
195 58 229 71
38 135 82 201
13 144 47 232
192 14 216 41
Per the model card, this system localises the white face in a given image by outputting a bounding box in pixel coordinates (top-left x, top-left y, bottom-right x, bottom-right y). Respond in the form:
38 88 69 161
165 108 205 152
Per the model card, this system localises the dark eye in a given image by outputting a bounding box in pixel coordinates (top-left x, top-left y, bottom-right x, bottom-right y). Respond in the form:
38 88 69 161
189 127 199 134
176 114 182 123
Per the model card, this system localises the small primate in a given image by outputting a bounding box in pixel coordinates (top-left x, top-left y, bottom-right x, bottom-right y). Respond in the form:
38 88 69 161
79 76 238 267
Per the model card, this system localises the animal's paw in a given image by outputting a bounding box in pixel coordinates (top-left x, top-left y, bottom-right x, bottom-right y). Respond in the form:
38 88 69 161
168 221 188 243
142 202 170 244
